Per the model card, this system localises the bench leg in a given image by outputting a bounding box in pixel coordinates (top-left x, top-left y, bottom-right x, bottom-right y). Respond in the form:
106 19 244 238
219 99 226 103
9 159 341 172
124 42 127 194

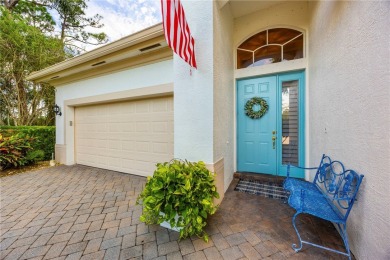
338 223 352 260
292 211 303 252
291 212 352 259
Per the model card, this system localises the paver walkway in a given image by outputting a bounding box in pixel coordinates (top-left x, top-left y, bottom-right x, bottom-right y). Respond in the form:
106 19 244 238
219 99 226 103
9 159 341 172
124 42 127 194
1 165 349 259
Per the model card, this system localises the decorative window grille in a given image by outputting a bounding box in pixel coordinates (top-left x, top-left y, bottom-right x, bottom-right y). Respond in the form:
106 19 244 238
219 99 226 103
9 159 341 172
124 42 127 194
237 28 304 69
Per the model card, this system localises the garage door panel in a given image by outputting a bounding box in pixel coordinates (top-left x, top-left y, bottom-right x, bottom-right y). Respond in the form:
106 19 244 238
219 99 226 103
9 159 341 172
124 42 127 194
107 116 127 123
108 123 124 132
135 141 150 152
135 101 151 112
121 141 135 150
121 103 135 114
77 150 167 163
115 133 172 142
108 157 121 166
77 139 91 148
122 123 135 132
135 122 150 132
78 115 106 124
121 159 135 169
107 102 127 113
152 97 169 109
94 140 107 148
152 121 171 133
108 140 122 150
92 123 108 132
78 154 103 164
75 96 173 177
105 149 124 158
78 126 107 139
115 150 170 161
87 147 108 156
106 133 124 140
95 155 108 164
79 132 104 140
76 146 94 154
153 142 170 154
132 113 172 120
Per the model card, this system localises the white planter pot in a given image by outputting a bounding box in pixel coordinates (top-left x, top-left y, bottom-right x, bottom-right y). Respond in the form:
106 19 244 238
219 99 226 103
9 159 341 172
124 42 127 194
159 212 182 232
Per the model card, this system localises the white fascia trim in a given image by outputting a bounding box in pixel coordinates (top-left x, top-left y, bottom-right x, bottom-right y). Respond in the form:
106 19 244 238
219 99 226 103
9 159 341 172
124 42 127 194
27 23 164 81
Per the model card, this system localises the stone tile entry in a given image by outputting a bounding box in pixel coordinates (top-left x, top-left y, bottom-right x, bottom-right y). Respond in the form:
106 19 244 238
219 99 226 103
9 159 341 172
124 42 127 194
0 165 351 259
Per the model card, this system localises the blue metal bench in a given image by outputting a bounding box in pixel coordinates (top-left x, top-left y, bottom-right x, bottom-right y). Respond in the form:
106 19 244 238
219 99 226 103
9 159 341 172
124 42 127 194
284 154 364 259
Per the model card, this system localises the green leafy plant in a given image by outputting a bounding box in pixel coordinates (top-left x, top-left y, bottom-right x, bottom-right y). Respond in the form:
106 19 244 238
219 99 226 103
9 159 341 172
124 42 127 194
0 133 34 170
0 126 55 160
25 149 45 163
137 159 220 242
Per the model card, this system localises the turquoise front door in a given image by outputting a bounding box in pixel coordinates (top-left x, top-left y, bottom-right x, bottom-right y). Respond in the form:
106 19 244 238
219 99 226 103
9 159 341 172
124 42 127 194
237 71 305 177
237 76 277 175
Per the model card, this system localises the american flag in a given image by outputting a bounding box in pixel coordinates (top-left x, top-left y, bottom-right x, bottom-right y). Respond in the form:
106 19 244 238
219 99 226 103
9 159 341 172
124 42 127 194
161 0 197 69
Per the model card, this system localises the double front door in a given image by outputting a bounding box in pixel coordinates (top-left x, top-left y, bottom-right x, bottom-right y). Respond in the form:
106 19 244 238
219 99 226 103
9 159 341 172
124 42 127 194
237 71 305 177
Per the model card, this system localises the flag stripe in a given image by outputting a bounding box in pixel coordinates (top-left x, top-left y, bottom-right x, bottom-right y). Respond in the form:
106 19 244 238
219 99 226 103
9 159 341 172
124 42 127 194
161 0 197 68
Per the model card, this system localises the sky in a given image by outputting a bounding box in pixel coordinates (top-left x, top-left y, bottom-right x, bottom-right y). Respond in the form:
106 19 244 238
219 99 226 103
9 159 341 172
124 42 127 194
81 0 162 51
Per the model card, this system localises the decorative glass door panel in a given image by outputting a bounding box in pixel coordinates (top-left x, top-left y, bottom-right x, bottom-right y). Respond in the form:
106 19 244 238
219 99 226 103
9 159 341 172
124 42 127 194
282 80 299 166
277 72 305 178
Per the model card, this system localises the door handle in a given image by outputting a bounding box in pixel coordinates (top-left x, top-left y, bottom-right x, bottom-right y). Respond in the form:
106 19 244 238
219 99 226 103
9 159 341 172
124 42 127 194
272 135 276 149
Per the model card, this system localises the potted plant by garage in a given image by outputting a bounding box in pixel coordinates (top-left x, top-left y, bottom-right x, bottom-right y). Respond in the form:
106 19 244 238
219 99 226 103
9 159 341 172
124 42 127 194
137 159 219 242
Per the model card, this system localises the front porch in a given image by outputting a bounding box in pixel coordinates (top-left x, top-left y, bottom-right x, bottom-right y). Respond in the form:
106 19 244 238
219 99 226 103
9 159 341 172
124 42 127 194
0 165 350 259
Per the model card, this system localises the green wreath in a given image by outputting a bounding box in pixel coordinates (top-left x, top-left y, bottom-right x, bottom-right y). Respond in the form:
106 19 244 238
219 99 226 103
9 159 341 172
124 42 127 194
245 97 269 119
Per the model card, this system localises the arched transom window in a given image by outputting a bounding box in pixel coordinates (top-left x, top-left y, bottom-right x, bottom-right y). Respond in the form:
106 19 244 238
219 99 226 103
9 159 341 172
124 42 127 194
237 28 304 69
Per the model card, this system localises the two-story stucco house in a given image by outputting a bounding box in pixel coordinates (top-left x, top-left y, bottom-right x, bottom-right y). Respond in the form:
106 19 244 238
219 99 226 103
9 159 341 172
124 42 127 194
28 1 390 259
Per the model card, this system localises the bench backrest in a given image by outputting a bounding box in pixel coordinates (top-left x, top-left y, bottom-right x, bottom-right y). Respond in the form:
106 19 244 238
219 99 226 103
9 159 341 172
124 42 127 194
313 154 364 221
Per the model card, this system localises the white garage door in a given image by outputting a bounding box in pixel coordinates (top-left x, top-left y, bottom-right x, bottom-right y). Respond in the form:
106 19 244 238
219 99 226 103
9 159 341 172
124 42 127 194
75 96 173 177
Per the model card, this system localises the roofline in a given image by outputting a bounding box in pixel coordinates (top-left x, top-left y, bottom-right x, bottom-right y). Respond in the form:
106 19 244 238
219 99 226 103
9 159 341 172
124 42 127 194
27 23 164 81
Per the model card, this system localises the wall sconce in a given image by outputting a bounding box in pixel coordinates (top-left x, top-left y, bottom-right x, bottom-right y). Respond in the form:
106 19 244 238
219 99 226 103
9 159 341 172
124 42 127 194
54 104 62 116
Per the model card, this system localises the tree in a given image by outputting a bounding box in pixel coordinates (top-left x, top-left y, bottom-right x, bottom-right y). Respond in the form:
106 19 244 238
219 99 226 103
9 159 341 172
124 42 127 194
0 8 65 125
2 0 19 10
11 0 55 32
52 0 108 54
2 0 108 53
0 0 108 125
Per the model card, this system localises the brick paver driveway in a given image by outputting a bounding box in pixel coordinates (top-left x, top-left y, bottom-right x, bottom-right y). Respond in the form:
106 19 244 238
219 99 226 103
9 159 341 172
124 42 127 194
1 165 347 260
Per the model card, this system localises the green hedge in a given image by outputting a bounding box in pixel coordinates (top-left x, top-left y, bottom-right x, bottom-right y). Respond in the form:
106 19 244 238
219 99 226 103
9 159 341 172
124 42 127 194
0 126 55 160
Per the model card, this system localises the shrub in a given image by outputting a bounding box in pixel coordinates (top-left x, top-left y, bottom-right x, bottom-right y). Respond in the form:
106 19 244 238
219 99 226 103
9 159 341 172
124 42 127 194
0 133 46 170
25 149 45 163
137 159 219 242
0 126 55 160
0 133 36 170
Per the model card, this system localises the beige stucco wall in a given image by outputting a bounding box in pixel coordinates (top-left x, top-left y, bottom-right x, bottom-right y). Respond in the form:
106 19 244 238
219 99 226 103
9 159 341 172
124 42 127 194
308 1 390 259
213 2 235 192
174 0 214 164
173 1 227 198
173 1 236 193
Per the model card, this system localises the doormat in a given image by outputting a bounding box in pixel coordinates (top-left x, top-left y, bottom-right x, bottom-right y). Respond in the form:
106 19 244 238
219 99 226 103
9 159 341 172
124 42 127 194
234 178 289 200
